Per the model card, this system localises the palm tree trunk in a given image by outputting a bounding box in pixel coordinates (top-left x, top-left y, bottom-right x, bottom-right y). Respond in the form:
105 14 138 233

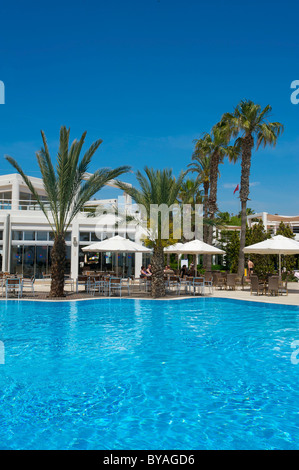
151 243 165 298
50 234 66 297
238 200 247 276
206 151 220 271
203 181 209 242
203 181 209 268
237 134 254 276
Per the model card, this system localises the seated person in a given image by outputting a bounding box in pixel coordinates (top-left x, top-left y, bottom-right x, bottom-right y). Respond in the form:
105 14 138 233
180 265 187 278
140 266 149 278
164 265 174 274
146 264 152 276
187 262 195 277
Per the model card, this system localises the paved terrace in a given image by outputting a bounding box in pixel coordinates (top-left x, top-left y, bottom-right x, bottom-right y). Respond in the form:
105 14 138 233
1 278 299 306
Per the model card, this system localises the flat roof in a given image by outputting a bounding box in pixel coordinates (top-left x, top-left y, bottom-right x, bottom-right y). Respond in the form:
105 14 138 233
248 212 299 223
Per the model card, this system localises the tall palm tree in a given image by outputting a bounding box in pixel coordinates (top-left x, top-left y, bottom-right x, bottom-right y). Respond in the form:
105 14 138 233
6 126 130 297
195 122 239 269
116 167 185 298
223 100 284 275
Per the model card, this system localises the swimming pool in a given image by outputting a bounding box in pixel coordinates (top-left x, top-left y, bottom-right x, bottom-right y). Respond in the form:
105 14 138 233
0 297 299 450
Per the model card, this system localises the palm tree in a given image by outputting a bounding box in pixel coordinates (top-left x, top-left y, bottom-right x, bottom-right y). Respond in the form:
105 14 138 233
177 178 203 207
223 100 284 275
6 126 130 297
194 122 239 270
116 167 185 298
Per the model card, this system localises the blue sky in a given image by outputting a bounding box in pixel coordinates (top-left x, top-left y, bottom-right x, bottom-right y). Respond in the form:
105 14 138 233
0 0 299 214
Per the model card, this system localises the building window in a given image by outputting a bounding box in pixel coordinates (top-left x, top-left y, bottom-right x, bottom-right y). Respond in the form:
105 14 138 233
10 244 71 278
90 232 99 242
12 230 72 242
24 231 35 241
0 191 12 201
19 192 47 203
36 231 48 241
80 232 90 242
48 231 71 242
12 231 23 240
293 226 299 234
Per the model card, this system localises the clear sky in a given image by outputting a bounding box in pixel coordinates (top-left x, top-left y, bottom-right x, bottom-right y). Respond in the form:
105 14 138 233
0 0 298 215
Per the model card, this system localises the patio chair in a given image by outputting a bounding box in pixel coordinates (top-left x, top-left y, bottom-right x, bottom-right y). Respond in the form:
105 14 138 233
212 272 226 290
21 276 35 296
6 278 22 299
177 277 189 295
121 278 130 296
76 275 88 293
145 276 152 293
88 276 106 296
0 273 7 296
192 277 205 295
166 275 179 294
204 273 213 294
278 277 288 296
109 277 130 297
226 273 237 290
267 276 279 296
101 276 111 296
250 276 265 296
185 276 195 294
235 275 245 290
135 276 147 293
64 275 74 292
86 275 101 293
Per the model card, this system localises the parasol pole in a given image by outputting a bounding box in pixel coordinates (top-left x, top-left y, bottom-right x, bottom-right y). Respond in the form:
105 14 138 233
279 253 281 277
116 252 119 277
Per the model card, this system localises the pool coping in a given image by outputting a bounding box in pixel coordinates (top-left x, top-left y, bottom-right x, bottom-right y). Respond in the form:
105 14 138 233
1 293 299 307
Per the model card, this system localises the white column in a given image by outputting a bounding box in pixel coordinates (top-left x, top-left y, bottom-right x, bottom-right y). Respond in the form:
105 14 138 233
2 214 10 272
11 179 19 211
134 230 144 278
134 252 142 279
71 217 79 280
262 212 268 230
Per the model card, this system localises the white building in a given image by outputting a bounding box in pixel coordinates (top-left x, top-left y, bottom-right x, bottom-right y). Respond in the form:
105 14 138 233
0 174 147 279
247 212 299 241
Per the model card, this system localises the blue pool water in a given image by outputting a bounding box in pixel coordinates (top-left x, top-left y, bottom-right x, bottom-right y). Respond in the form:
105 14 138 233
0 298 299 450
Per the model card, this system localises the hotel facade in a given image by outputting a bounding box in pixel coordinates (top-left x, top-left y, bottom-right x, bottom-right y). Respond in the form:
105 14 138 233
0 174 147 280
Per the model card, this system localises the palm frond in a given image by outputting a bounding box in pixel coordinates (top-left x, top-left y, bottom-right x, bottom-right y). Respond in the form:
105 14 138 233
6 126 131 237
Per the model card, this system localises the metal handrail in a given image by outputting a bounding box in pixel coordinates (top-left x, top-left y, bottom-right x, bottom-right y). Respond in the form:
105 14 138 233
0 198 115 212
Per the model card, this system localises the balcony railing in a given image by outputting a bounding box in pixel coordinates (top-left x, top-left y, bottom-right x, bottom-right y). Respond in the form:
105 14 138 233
0 199 50 211
0 199 12 210
0 199 116 212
